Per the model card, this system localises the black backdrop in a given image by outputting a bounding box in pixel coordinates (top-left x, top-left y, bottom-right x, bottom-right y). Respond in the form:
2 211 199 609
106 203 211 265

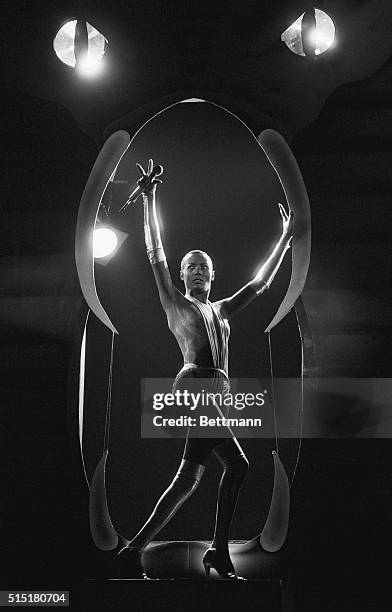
2 4 392 608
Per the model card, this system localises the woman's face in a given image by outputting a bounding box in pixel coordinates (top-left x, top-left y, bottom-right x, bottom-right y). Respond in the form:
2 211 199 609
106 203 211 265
180 251 215 295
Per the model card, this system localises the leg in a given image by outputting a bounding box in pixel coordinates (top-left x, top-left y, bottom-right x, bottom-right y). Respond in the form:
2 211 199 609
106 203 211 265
117 435 213 577
127 434 220 552
181 431 249 557
126 457 205 552
212 437 249 553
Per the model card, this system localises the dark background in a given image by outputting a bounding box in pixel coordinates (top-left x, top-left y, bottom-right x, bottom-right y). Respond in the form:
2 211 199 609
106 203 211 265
1 1 392 608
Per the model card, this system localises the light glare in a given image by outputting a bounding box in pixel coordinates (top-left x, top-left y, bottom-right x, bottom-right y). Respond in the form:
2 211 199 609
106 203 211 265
77 54 104 77
281 8 335 57
93 228 118 258
53 19 108 71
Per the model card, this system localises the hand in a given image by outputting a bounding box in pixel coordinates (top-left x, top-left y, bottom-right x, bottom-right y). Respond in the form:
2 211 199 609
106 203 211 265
278 203 294 238
136 158 163 195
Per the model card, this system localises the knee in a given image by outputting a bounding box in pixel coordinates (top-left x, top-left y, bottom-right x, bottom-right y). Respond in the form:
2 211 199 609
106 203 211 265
172 472 201 497
173 459 205 495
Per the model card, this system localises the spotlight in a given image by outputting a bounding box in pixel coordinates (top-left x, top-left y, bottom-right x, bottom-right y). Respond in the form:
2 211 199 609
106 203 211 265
281 8 335 57
77 54 104 77
93 228 118 259
53 19 108 74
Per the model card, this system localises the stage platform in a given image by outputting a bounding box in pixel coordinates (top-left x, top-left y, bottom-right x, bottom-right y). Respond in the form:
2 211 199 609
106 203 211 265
89 539 288 581
62 539 286 610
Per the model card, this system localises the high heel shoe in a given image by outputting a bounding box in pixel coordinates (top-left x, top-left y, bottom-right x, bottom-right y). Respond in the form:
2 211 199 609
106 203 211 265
116 546 148 579
202 548 246 580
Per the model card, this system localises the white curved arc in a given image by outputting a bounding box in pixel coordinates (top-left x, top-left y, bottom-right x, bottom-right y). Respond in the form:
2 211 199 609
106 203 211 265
78 310 90 487
258 129 311 333
255 129 310 552
75 130 131 334
259 451 290 552
233 450 290 554
89 451 119 551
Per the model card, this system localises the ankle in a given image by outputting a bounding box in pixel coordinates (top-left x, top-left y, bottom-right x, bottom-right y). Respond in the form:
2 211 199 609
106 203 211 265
211 544 229 557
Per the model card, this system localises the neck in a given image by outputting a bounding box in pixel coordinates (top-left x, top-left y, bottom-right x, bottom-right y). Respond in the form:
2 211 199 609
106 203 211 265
186 288 209 304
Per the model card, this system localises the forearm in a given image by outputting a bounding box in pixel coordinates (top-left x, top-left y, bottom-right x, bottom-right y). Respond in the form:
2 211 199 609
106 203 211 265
248 232 292 295
143 191 166 264
221 230 292 319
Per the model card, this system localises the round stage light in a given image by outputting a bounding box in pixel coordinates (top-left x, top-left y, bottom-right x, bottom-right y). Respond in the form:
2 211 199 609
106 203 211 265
77 54 104 77
281 8 335 57
53 19 108 72
308 9 335 56
93 228 118 259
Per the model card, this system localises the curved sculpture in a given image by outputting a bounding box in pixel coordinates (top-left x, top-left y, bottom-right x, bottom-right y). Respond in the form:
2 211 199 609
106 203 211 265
89 451 119 551
254 129 311 552
76 103 310 562
75 130 130 334
258 129 311 333
78 312 119 550
259 451 290 552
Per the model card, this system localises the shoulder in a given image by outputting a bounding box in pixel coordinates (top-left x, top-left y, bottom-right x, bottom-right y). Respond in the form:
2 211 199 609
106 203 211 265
164 284 194 312
211 299 229 320
211 284 258 320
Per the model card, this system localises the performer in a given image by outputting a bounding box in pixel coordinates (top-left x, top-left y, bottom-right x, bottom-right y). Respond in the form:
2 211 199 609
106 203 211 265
117 159 293 579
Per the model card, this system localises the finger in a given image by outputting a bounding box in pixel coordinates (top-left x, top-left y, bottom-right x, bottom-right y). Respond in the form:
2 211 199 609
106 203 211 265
278 202 288 219
152 178 163 184
148 159 153 174
136 163 146 176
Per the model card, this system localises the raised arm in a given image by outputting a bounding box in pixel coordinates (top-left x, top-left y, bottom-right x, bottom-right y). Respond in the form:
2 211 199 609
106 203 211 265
137 160 176 310
219 204 293 319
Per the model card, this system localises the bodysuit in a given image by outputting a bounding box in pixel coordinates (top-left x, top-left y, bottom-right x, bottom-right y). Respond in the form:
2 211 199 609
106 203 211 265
150 255 254 464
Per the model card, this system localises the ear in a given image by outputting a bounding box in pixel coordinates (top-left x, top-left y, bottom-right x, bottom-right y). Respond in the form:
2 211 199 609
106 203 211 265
180 268 184 280
211 269 215 282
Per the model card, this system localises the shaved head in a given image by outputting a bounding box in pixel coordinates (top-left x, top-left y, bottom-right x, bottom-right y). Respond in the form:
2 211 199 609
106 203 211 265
180 250 213 272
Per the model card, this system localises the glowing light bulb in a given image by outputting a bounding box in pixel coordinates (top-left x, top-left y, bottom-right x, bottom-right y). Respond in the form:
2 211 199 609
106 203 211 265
77 54 104 77
281 8 335 57
93 228 118 258
53 19 108 72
